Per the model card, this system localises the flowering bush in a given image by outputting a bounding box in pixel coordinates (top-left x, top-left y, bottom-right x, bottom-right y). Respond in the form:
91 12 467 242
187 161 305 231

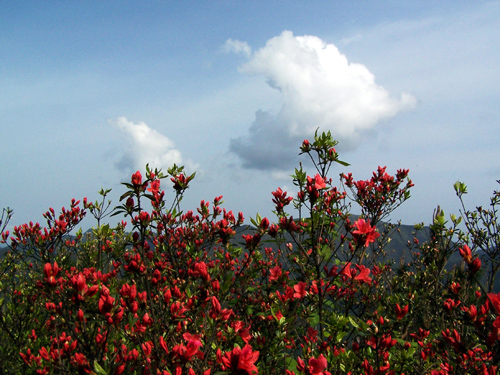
0 131 499 374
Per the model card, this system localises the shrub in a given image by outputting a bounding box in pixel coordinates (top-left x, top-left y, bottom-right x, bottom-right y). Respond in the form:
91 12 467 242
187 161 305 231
0 131 499 374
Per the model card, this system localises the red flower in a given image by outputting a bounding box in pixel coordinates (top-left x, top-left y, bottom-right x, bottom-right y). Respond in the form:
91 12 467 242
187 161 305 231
131 171 142 186
114 364 126 375
147 179 161 195
126 197 134 208
259 217 270 230
340 263 372 285
488 293 500 315
98 292 115 315
297 357 306 372
221 345 259 374
242 233 261 249
301 139 310 151
395 303 409 320
307 174 327 191
459 245 473 263
171 173 194 192
159 336 169 354
450 281 461 294
279 216 302 232
142 312 153 326
44 262 61 287
238 327 252 344
297 355 330 375
268 266 282 282
306 174 327 202
172 334 202 362
210 296 222 319
77 309 84 322
309 354 329 375
352 218 380 247
469 257 482 274
190 262 211 281
293 282 307 299
443 298 460 312
73 352 89 368
486 316 500 346
272 188 293 213
353 265 372 285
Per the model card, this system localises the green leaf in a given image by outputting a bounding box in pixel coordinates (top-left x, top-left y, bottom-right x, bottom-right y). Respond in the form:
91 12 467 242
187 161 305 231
98 188 112 196
320 244 331 259
250 217 259 228
310 312 320 327
93 361 108 375
348 316 359 329
110 208 126 217
287 357 298 371
454 181 468 195
222 273 233 293
119 191 133 201
336 159 350 167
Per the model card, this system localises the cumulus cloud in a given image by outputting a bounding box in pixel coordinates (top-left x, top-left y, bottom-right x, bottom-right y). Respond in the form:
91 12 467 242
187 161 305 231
223 39 252 57
229 31 416 171
110 117 185 173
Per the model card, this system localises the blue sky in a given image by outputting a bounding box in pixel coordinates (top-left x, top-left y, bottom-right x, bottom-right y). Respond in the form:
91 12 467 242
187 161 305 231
1 1 499 232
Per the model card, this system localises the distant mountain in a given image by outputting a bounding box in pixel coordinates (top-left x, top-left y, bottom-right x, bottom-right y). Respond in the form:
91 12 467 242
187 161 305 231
2 221 497 291
0 221 439 263
232 220 431 262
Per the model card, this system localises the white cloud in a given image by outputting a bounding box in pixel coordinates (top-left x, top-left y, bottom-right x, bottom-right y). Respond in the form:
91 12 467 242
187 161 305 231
109 117 187 173
229 31 416 170
223 39 252 57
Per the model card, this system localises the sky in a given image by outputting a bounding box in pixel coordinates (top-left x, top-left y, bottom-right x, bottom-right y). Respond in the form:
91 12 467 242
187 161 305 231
1 1 499 233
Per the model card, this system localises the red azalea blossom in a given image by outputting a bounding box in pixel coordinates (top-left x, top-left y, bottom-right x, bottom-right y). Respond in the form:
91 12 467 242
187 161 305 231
340 263 372 285
297 355 330 375
309 354 330 375
293 282 307 298
147 179 161 195
488 293 500 315
306 174 327 202
354 265 372 284
486 316 500 346
159 336 169 354
131 171 142 186
171 173 194 192
221 344 259 374
352 218 380 247
172 334 203 362
459 245 473 264
43 262 61 287
307 174 327 191
272 188 294 213
268 266 282 282
469 257 482 274
238 327 252 344
395 303 409 320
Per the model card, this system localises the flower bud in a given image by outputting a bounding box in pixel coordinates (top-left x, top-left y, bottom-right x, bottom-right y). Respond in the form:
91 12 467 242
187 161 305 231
126 197 134 208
